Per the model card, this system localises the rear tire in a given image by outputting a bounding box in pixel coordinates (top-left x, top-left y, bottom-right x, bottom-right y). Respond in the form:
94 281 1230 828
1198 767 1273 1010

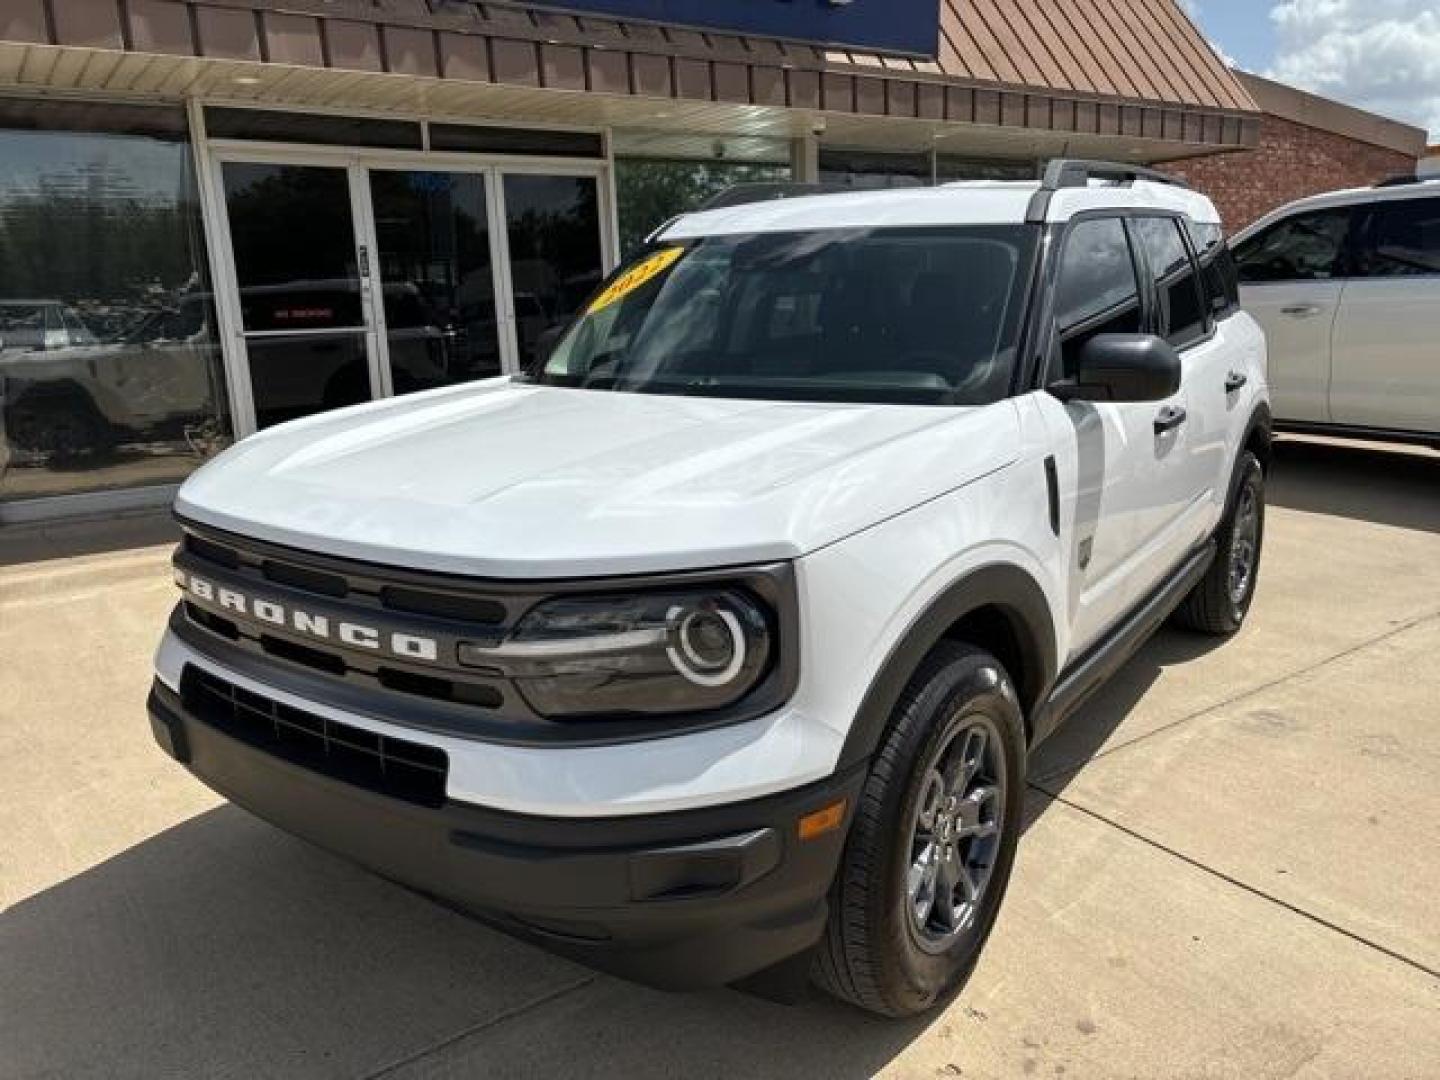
1172 451 1265 636
813 642 1025 1017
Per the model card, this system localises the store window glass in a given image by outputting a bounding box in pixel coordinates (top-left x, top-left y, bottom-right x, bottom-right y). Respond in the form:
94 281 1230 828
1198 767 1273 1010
0 100 227 505
503 174 606 370
819 148 931 190
615 158 791 257
935 157 1038 183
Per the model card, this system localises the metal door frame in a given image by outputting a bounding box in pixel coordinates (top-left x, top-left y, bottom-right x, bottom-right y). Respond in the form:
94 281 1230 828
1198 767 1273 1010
195 116 614 438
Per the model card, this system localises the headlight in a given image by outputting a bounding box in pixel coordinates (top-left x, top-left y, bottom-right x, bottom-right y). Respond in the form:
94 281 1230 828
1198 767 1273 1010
457 589 773 719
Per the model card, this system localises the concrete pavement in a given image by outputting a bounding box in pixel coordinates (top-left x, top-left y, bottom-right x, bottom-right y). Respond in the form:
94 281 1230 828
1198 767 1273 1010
2 436 1437 1079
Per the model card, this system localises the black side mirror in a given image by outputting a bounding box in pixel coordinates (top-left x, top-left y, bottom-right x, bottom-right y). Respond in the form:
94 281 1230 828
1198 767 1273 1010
1049 333 1181 403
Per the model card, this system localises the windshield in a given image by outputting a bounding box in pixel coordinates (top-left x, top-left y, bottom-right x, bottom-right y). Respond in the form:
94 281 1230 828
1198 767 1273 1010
538 225 1037 405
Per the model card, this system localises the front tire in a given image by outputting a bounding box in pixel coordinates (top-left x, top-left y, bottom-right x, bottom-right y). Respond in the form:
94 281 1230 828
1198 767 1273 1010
813 642 1025 1016
1172 451 1265 636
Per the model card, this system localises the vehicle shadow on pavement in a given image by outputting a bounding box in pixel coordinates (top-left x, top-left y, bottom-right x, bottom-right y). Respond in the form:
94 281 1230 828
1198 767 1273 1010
1266 436 1439 534
1 805 934 1080
1023 627 1220 798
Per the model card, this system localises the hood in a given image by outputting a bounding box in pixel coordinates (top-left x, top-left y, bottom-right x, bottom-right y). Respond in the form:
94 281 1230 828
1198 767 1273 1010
177 379 1020 577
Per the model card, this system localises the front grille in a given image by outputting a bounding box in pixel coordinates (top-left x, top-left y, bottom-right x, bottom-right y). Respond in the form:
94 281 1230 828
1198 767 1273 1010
177 528 516 713
182 666 448 807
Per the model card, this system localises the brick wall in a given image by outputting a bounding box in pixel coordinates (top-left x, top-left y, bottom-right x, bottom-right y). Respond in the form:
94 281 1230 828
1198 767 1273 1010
1163 113 1417 232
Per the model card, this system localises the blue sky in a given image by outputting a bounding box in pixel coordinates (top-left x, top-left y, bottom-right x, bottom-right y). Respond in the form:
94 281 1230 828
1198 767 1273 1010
1181 1 1439 139
1184 2 1276 74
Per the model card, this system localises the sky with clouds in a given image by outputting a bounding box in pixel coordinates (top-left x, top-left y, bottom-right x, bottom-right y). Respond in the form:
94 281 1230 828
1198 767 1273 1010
1182 0 1439 140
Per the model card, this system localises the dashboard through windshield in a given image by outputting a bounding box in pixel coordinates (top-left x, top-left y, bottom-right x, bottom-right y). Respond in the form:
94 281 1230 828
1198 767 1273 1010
538 225 1038 405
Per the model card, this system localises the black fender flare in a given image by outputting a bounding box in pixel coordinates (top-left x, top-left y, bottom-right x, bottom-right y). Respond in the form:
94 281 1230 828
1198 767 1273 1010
836 563 1058 771
1241 401 1273 473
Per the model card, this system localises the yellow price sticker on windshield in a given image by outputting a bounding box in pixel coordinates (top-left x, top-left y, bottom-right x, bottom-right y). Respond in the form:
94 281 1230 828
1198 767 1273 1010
586 246 684 315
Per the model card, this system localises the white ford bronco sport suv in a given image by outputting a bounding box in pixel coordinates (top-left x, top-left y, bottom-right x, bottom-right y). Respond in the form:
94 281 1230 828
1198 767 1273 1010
150 161 1271 1017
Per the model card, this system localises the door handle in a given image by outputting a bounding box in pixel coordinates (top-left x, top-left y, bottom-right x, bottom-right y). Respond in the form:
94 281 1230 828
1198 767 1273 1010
1225 371 1248 392
1154 405 1188 435
1280 304 1323 318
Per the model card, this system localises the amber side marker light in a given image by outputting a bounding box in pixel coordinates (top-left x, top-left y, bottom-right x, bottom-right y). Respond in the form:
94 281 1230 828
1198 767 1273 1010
798 799 847 842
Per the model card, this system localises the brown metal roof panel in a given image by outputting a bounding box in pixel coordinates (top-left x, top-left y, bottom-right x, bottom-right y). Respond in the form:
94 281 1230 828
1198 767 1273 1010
938 0 998 83
1063 0 1145 98
630 52 671 96
1093 0 1191 103
195 7 262 62
957 0 1028 85
1122 0 1226 106
0 1 48 45
1143 0 1253 109
129 0 194 56
587 47 628 93
328 20 383 73
1035 1 1120 97
264 13 324 68
998 1 1076 91
50 0 124 49
438 31 488 81
969 0 1053 88
384 26 438 76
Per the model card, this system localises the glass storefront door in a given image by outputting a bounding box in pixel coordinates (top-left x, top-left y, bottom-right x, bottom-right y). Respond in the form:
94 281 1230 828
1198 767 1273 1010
211 154 608 435
368 169 503 393
220 161 376 429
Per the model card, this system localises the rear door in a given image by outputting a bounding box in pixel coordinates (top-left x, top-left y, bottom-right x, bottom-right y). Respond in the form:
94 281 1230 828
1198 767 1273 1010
1329 194 1440 434
1234 206 1355 423
1129 216 1218 576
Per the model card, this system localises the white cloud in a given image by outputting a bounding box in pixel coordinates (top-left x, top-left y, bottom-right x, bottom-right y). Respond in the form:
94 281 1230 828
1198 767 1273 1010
1267 0 1440 139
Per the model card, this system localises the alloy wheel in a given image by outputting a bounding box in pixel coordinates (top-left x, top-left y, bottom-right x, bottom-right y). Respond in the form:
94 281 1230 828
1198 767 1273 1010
905 714 1006 952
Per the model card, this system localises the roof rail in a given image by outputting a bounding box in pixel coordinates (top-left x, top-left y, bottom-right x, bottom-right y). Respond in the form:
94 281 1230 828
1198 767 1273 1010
698 182 850 212
1026 158 1190 222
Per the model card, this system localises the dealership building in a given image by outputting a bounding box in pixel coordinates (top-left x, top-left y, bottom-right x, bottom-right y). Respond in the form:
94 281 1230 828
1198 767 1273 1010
0 0 1262 521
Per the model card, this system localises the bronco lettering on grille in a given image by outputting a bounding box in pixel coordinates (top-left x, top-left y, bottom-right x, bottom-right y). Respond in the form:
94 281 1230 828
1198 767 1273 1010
175 569 440 662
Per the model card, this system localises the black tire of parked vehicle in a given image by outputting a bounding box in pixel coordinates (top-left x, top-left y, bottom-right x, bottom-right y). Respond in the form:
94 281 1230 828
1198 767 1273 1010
1172 450 1266 636
813 642 1026 1017
5 395 114 463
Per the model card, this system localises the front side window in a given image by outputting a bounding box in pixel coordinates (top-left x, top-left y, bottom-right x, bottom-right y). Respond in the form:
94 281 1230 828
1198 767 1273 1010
1353 197 1440 277
1233 208 1352 283
1051 217 1142 378
1133 216 1207 349
541 226 1038 406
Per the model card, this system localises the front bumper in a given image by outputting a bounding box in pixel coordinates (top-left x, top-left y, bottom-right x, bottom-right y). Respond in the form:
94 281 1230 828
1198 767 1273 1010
148 677 863 990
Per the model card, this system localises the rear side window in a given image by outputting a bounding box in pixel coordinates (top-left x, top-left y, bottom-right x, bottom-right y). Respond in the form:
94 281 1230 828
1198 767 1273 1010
1188 221 1241 318
1052 217 1142 378
1353 197 1440 277
1233 208 1352 283
1132 216 1207 349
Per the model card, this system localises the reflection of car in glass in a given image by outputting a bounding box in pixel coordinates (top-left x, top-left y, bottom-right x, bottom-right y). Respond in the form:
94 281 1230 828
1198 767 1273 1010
0 300 98 353
0 294 221 461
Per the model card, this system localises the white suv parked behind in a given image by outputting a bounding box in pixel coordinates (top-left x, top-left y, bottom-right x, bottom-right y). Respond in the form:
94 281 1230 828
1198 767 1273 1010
1233 177 1440 445
150 161 1271 1016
